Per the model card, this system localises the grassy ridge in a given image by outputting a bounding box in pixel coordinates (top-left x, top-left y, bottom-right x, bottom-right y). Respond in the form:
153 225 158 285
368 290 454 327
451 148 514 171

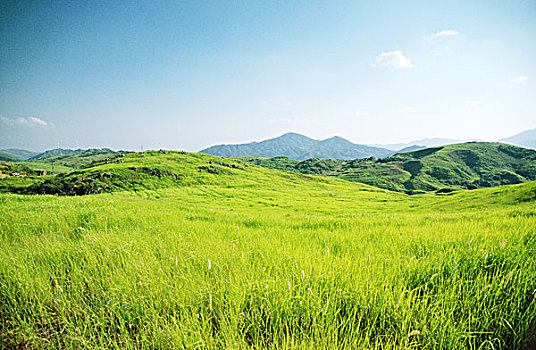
240 142 536 192
18 149 120 174
0 151 535 348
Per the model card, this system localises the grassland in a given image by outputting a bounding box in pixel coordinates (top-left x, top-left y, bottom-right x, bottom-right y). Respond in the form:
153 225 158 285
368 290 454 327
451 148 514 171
240 142 536 192
19 149 120 174
1 151 535 349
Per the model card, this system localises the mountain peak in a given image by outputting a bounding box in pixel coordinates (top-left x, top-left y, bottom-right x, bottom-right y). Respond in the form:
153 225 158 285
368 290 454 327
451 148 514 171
200 133 393 160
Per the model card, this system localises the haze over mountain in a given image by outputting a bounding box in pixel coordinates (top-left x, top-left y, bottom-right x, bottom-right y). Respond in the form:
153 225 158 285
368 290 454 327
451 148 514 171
200 132 394 160
0 149 38 161
499 128 536 150
373 138 468 151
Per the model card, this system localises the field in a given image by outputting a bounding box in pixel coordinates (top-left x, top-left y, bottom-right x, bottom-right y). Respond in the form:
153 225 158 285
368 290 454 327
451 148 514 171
1 152 535 349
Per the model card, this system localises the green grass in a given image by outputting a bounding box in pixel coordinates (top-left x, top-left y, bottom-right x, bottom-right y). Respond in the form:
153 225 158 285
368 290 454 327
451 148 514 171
240 142 536 192
18 149 120 174
1 151 535 349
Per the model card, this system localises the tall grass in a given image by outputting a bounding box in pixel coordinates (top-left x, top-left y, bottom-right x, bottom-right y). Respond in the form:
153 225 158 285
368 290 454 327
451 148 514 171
1 174 535 348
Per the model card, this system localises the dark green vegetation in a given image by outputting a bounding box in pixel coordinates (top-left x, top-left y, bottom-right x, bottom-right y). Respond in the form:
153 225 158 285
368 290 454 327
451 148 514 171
0 149 38 161
1 150 536 349
201 132 394 160
241 142 536 192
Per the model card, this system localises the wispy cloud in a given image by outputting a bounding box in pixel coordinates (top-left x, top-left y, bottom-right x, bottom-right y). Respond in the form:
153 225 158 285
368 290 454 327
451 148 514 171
0 116 49 127
27 117 48 126
432 30 460 37
511 76 527 84
372 50 413 69
465 99 484 106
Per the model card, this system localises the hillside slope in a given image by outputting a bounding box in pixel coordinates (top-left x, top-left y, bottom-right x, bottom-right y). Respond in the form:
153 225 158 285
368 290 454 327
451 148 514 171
0 149 38 160
241 142 536 192
21 148 120 174
28 148 114 160
0 152 18 162
201 132 394 160
2 150 367 196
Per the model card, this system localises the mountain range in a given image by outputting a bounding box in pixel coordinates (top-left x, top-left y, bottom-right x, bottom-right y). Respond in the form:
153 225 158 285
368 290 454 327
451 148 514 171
201 128 536 159
499 128 536 150
374 128 536 151
200 132 394 160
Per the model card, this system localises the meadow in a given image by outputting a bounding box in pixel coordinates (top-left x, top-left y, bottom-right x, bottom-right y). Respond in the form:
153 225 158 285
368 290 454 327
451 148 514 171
1 152 535 349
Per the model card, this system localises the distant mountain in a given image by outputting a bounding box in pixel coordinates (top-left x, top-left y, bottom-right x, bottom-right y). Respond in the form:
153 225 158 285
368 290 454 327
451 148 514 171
243 142 536 192
396 145 427 153
499 128 536 150
200 132 394 160
0 149 38 161
0 152 18 162
374 138 465 151
28 148 114 161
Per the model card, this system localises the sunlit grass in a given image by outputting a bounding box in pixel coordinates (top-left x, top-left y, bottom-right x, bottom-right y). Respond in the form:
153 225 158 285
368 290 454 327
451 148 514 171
1 156 535 349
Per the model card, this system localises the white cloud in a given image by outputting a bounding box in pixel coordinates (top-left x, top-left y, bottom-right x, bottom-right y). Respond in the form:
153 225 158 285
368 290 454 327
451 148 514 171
372 50 413 69
432 30 460 37
511 76 527 84
465 99 484 106
0 116 49 127
0 117 14 126
28 117 48 126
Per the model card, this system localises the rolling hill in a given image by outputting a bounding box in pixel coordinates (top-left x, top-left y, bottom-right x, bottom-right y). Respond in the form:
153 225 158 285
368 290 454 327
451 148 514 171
200 132 394 160
28 148 114 160
21 148 121 174
240 142 536 192
0 152 18 162
1 146 535 348
0 148 38 160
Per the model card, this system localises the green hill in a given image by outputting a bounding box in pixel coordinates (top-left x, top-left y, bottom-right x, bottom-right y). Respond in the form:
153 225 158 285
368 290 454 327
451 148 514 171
0 152 18 162
1 150 269 195
0 148 38 160
28 147 114 160
201 132 394 160
21 148 120 174
0 147 535 348
241 142 536 192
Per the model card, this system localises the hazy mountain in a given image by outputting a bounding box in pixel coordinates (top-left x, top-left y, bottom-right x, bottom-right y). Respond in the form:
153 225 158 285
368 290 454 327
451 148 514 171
396 145 427 153
29 148 113 161
374 138 465 151
499 128 536 150
244 142 536 192
0 152 18 162
0 149 39 161
200 132 394 160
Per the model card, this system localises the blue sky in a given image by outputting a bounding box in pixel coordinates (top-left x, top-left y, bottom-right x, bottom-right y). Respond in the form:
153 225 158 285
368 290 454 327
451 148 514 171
1 0 534 151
